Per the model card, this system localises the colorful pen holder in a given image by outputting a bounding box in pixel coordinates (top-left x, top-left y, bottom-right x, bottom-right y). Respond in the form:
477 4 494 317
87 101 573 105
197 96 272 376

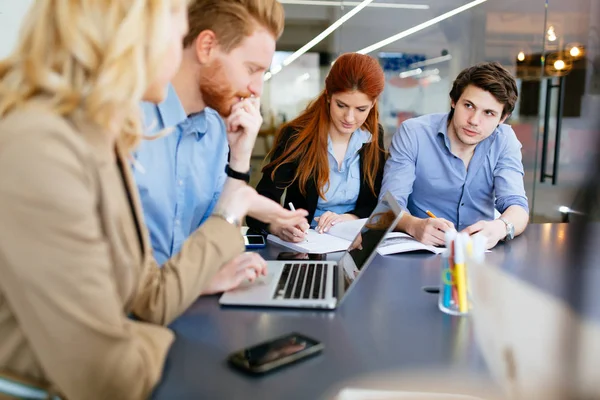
438 252 469 316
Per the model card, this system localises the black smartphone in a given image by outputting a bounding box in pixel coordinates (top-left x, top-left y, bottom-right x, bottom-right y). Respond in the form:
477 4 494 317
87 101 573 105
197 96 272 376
244 235 266 249
228 332 324 374
276 251 326 261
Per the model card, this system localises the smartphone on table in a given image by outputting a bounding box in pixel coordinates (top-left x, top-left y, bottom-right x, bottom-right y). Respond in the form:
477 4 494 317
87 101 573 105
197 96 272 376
228 332 324 374
244 235 266 249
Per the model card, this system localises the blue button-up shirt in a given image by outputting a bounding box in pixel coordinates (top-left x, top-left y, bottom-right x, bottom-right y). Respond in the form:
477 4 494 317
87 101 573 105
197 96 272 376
381 113 528 231
312 128 371 227
134 84 228 265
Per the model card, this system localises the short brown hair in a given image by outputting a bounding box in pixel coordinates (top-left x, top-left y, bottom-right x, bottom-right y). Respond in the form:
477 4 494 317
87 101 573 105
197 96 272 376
449 61 518 120
184 0 285 51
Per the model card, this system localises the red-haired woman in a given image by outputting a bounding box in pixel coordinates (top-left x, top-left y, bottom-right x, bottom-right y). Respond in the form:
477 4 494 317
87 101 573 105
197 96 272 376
247 52 387 242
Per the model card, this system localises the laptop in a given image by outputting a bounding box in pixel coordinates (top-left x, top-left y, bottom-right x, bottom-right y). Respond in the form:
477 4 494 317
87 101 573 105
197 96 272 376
219 191 403 309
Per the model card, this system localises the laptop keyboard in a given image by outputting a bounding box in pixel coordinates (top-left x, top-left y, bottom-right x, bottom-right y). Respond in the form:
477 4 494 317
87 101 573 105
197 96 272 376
273 263 331 300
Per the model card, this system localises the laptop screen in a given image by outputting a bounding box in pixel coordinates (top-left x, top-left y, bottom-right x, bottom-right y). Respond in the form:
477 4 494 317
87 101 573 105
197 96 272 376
337 191 403 298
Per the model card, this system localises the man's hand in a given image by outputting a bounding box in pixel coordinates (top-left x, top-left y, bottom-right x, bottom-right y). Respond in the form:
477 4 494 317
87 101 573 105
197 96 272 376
314 212 357 234
462 219 506 249
226 97 262 173
201 252 267 295
407 217 455 246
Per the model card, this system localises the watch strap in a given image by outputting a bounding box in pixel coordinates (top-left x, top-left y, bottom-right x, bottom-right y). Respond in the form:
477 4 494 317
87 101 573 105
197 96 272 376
499 217 514 240
225 164 250 183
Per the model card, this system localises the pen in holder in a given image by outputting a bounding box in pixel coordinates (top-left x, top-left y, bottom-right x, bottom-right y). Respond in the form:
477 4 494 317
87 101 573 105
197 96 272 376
438 230 473 316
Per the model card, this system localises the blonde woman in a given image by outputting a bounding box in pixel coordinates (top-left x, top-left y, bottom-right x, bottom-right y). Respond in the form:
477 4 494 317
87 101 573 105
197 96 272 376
0 1 306 399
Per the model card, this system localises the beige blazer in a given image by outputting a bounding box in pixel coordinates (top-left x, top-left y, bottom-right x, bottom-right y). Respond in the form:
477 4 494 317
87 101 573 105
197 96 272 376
0 100 244 399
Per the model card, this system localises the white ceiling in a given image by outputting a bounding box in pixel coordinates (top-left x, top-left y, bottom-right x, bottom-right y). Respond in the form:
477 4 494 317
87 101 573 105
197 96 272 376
278 0 597 63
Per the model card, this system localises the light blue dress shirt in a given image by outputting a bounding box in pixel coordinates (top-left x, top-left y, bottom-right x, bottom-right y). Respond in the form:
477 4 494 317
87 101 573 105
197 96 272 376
134 84 228 265
381 113 528 231
312 128 371 227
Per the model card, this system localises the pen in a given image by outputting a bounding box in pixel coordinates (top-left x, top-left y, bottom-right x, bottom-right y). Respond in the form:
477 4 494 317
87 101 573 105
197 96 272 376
426 210 437 219
288 202 308 241
454 233 469 313
443 229 457 309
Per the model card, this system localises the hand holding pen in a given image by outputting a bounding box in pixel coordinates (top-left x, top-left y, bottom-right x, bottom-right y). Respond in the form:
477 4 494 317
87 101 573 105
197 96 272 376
407 209 455 246
269 202 309 243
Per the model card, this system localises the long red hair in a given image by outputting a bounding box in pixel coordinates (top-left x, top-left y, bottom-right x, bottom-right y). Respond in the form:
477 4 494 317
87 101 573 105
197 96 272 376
264 52 385 199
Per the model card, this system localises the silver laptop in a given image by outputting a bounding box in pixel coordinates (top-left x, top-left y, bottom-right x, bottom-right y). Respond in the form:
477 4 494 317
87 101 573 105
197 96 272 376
219 191 403 309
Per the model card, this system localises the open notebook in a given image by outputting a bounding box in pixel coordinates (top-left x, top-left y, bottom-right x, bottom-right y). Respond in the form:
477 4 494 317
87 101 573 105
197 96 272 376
377 232 445 255
267 218 367 253
267 218 445 255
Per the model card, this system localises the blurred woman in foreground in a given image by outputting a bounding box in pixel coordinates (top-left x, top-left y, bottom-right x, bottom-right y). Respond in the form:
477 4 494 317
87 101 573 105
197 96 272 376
0 1 305 398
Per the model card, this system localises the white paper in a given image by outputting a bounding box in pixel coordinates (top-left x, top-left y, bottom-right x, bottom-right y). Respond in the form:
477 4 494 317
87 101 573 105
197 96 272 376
326 218 367 242
266 218 367 253
267 230 351 253
377 232 445 255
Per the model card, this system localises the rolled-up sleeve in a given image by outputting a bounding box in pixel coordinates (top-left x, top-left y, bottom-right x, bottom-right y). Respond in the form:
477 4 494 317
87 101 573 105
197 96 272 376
494 130 529 213
380 123 418 210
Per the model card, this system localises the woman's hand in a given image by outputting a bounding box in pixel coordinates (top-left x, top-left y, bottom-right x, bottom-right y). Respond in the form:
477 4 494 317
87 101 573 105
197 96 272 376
314 212 357 234
201 252 267 295
269 219 310 243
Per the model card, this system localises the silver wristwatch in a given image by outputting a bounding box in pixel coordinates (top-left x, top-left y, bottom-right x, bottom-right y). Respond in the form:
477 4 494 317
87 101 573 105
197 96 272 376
499 217 515 241
212 210 241 228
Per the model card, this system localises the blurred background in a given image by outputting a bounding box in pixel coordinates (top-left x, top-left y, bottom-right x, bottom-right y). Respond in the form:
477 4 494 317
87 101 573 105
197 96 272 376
2 0 598 223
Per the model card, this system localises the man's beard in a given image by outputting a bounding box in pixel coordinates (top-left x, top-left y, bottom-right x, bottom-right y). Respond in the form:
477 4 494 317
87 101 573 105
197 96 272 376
198 58 251 118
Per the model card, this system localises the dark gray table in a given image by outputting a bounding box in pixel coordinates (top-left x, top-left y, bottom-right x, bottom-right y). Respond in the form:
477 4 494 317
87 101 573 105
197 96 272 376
152 223 600 399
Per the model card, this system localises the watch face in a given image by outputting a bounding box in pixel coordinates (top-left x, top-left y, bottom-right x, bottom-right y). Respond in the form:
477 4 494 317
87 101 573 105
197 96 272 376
501 218 514 240
507 223 515 239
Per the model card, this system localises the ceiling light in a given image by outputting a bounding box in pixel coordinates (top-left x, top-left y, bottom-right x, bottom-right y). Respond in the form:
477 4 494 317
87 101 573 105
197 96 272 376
399 68 422 78
424 74 441 83
263 72 272 82
296 72 311 82
280 0 374 69
270 65 283 75
357 0 488 55
554 59 565 70
547 26 557 42
517 51 525 62
279 0 429 9
570 46 581 57
409 54 452 68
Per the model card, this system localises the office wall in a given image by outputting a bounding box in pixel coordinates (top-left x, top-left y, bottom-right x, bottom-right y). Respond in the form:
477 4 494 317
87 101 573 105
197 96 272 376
0 0 33 59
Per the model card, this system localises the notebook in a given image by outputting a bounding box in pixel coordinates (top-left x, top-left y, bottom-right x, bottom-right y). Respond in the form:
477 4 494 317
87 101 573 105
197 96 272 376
266 218 368 253
377 232 446 255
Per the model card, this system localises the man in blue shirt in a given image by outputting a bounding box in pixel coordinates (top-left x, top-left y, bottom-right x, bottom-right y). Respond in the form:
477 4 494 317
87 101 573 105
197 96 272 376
136 89 227 266
382 62 529 249
134 0 285 292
